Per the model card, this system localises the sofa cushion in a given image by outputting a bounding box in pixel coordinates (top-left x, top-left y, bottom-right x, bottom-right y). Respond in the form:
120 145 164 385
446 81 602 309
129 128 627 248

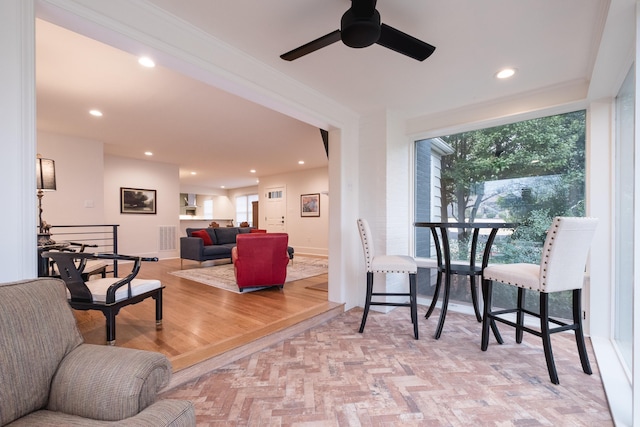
191 229 212 245
238 227 251 234
77 278 162 303
202 245 233 257
205 228 217 244
214 227 240 244
185 227 217 245
0 278 83 426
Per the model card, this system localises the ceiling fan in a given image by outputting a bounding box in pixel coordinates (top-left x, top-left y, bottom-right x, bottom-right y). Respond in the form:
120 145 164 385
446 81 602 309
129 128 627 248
280 0 436 62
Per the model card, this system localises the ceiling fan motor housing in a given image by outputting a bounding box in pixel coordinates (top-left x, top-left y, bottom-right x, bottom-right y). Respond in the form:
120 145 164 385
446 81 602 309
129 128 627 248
280 0 435 62
341 9 381 48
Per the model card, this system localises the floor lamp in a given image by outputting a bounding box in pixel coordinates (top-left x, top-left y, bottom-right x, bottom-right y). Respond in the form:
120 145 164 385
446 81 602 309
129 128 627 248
36 156 56 246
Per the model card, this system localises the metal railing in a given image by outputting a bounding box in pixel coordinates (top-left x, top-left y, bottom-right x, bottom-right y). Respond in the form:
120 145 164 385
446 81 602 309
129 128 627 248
49 224 120 276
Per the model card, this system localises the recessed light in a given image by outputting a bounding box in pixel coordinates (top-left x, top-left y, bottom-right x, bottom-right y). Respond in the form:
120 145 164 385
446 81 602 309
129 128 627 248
496 68 516 79
138 56 156 68
221 185 225 189
144 151 153 156
298 160 305 165
190 171 197 175
250 169 256 173
89 109 103 117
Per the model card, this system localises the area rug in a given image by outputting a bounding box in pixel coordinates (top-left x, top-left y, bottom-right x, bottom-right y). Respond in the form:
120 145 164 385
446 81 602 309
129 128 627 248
170 255 328 294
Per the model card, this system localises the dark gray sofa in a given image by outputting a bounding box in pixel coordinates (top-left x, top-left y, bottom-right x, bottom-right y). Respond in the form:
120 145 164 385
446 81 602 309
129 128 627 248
180 227 293 267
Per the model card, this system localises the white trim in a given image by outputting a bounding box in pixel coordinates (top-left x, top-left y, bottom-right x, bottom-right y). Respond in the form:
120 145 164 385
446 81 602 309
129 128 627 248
592 337 632 426
0 0 37 281
34 0 358 131
428 137 455 156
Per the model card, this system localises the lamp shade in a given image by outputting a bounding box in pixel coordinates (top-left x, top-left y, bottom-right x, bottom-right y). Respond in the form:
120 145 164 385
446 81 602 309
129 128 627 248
36 158 56 191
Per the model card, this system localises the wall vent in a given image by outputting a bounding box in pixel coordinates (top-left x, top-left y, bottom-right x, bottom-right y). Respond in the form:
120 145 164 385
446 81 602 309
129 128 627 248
159 226 177 251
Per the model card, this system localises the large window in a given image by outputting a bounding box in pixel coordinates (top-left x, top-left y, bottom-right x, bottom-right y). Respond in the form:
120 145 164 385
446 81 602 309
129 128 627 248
614 65 634 370
415 111 586 318
236 194 258 226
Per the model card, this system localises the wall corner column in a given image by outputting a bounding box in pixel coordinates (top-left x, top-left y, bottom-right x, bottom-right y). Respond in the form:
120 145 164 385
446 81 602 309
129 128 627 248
0 0 37 281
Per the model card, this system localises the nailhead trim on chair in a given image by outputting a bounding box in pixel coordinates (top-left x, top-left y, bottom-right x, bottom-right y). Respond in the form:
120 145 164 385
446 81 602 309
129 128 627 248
357 218 419 340
481 216 598 384
540 219 560 291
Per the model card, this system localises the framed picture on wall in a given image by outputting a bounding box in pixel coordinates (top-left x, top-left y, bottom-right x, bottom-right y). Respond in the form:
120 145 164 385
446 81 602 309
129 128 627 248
300 193 320 217
120 187 156 214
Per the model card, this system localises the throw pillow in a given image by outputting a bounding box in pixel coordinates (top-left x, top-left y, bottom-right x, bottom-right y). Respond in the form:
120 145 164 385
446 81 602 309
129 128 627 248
191 229 213 245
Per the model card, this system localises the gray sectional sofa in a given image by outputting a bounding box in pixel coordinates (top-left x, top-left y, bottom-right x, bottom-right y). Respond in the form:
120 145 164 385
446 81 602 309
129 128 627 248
180 227 293 267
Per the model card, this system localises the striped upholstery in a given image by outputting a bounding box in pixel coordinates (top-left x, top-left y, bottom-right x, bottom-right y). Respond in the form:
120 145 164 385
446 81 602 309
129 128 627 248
0 278 195 426
0 278 83 426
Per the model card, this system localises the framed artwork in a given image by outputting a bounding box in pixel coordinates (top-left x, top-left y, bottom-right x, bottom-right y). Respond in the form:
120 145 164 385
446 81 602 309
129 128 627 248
120 187 156 214
300 193 320 217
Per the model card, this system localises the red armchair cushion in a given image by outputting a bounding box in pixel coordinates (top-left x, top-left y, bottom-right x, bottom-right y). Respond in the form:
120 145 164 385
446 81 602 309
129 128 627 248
233 233 289 289
191 229 213 245
250 229 267 233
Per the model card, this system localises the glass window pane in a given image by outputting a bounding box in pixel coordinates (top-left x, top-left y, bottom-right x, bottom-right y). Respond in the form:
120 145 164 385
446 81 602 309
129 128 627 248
203 199 213 218
236 194 258 226
614 65 634 369
415 111 586 318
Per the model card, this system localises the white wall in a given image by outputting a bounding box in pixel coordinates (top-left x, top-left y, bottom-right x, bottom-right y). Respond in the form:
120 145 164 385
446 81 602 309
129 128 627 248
36 133 181 258
357 110 413 309
35 129 330 258
104 154 180 258
179 184 234 221
37 131 105 226
259 167 329 256
0 0 37 281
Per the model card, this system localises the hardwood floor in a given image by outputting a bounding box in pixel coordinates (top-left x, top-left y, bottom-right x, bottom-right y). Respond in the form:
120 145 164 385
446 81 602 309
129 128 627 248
73 257 342 375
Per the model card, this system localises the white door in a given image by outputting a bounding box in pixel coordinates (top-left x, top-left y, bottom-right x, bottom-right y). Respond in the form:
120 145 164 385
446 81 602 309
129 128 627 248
264 186 286 232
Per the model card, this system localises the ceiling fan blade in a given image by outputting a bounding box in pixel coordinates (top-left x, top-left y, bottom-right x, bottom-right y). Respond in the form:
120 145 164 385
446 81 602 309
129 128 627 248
280 30 342 61
377 23 435 61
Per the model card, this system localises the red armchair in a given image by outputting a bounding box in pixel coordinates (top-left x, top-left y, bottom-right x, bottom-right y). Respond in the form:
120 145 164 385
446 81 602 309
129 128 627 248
231 233 290 291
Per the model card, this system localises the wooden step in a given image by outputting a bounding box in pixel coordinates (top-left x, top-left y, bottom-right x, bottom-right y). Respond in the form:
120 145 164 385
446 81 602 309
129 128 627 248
165 302 344 390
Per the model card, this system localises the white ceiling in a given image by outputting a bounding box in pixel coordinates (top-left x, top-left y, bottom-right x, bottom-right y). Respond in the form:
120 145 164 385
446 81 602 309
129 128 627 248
35 0 608 189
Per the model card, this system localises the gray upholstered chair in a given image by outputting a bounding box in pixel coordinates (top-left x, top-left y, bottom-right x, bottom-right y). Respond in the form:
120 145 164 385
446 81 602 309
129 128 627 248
481 216 598 384
357 218 419 339
0 277 195 426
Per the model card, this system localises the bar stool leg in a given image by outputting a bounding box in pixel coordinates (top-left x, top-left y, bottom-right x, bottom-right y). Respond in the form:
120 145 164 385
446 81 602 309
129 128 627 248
572 288 592 375
516 287 525 343
359 272 374 333
481 279 493 351
540 293 559 384
410 273 418 340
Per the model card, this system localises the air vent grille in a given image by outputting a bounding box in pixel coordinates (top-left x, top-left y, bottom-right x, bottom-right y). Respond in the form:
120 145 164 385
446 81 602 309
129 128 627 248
159 226 176 251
